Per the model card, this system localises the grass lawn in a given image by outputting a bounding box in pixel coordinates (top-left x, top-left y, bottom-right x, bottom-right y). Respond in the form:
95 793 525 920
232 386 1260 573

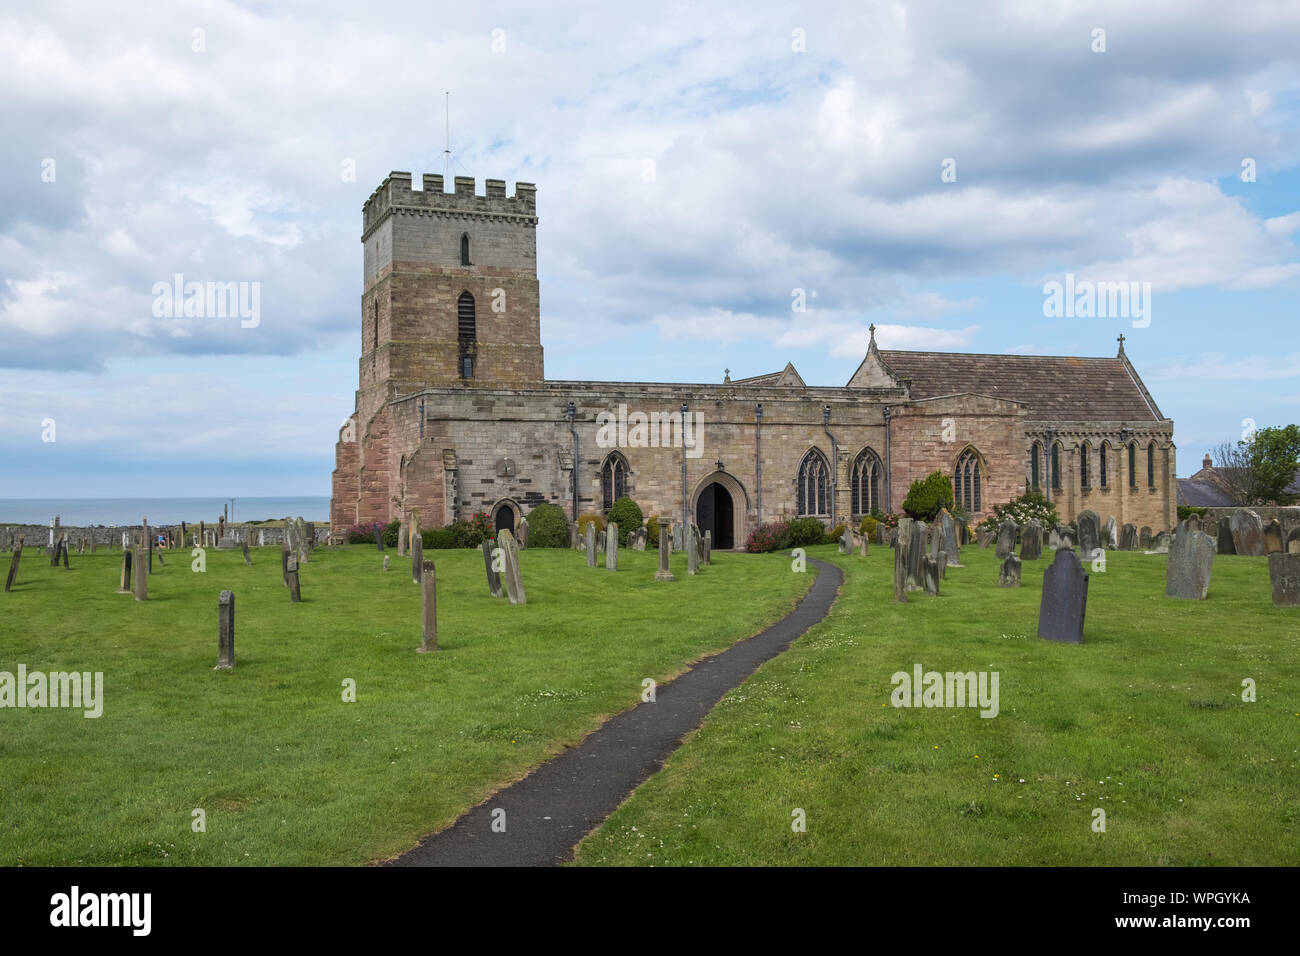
573 543 1300 866
0 542 811 865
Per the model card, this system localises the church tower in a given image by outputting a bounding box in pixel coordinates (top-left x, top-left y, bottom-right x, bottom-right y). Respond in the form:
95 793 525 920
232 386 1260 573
356 171 543 425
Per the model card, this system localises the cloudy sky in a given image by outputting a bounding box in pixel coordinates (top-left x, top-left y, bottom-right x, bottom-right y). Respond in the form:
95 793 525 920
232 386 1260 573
2 0 1299 498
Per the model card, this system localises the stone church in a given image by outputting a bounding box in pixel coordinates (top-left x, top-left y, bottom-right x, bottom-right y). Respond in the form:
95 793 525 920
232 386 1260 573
330 171 1178 548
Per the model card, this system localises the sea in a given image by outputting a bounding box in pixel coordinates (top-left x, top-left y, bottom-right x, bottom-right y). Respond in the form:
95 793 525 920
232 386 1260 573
0 497 331 527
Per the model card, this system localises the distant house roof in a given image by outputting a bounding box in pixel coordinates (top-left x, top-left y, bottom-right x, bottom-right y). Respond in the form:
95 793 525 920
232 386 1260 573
1177 478 1237 508
876 349 1164 422
730 362 805 388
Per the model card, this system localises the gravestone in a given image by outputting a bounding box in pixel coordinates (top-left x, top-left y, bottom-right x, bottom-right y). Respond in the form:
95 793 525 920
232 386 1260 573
1229 509 1265 556
383 554 391 572
936 550 948 581
858 533 867 557
1183 514 1202 534
1103 516 1118 550
1056 524 1077 550
259 530 265 547
927 523 942 561
1076 510 1101 557
921 555 940 595
1048 527 1061 550
281 543 291 587
218 535 237 550
955 516 968 547
1037 548 1088 644
1268 552 1300 607
704 530 712 563
672 523 684 551
133 545 148 601
687 524 699 575
1287 528 1300 555
398 521 408 556
286 556 302 603
938 509 962 566
117 548 132 593
1019 519 1043 560
995 519 1018 560
585 522 597 567
482 540 502 597
374 522 384 552
215 591 235 670
304 523 315 552
606 522 619 571
518 518 530 550
597 530 606 555
655 527 675 582
977 527 996 548
1262 519 1284 554
242 538 252 565
418 560 439 653
1141 526 1155 550
498 529 526 605
1214 520 1235 555
294 517 310 563
1151 532 1171 553
998 554 1022 587
4 536 22 592
838 529 850 554
891 537 907 603
906 520 927 591
632 528 647 551
411 534 424 584
1165 520 1214 600
1119 523 1137 551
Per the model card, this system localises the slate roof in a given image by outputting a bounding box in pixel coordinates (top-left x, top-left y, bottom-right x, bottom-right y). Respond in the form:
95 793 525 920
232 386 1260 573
1176 478 1237 508
877 350 1164 422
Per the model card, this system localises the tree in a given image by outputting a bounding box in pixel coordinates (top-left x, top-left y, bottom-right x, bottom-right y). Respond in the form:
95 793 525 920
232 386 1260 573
1212 424 1300 506
902 470 955 521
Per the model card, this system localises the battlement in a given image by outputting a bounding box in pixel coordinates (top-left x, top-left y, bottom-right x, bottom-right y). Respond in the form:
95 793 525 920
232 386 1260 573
362 171 537 238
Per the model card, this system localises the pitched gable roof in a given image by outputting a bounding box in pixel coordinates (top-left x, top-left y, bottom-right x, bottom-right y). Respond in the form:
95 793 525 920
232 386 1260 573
877 350 1164 422
730 362 805 388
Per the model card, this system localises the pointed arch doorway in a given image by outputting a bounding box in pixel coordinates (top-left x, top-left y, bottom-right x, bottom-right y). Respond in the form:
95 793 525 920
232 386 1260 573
692 471 748 551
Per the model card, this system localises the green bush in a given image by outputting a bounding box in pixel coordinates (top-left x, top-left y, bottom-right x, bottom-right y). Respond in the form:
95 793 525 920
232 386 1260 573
829 523 846 544
422 527 459 550
606 497 644 547
902 470 955 521
526 502 569 548
859 515 879 539
645 515 664 546
785 517 829 548
1177 505 1210 523
577 513 604 538
974 489 1060 537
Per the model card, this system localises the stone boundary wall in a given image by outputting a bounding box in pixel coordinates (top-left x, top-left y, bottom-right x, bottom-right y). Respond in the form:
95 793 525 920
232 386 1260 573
1195 506 1300 539
0 523 331 551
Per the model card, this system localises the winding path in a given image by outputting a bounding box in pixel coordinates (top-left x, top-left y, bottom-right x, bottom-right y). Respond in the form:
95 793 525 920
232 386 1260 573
388 557 843 867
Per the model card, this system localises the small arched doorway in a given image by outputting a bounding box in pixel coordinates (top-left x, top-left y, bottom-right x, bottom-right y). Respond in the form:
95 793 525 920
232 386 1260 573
493 503 516 534
696 482 735 550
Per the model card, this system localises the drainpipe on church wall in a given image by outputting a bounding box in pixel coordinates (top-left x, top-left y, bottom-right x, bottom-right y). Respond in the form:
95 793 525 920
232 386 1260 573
823 405 838 531
755 403 763 526
680 404 689 530
566 402 579 521
883 406 892 512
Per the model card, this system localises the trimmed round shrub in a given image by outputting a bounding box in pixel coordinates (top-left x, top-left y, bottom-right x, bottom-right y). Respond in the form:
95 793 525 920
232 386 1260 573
382 520 401 549
422 527 459 550
902 470 955 521
645 515 665 546
828 523 846 544
745 519 790 553
785 517 829 548
577 513 605 538
526 502 569 548
606 497 644 547
859 515 879 539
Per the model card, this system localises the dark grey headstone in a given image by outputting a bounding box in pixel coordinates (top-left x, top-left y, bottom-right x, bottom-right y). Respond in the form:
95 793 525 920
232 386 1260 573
1076 510 1101 557
1019 519 1042 560
938 508 962 566
482 539 502 598
1268 552 1300 607
1165 520 1214 600
922 555 940 595
1119 523 1138 551
655 527 674 582
906 520 927 591
998 554 1021 587
286 556 301 603
1215 520 1235 555
1151 532 1171 554
1141 526 1155 550
892 537 907 603
1038 548 1088 644
995 519 1018 560
1287 528 1300 555
1229 509 1265 556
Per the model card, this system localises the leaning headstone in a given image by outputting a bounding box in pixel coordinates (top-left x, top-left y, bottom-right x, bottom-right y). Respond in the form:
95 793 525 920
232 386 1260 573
1268 552 1300 607
998 554 1022 587
117 548 132 593
518 518 530 550
1038 548 1088 643
1151 532 1171 554
411 533 424 584
1214 521 1234 555
1262 519 1284 554
242 538 252 565
672 523 684 552
498 529 526 605
906 520 927 591
1119 523 1138 551
133 545 148 601
927 522 942 561
215 591 235 670
687 525 699 575
1103 516 1118 550
1229 509 1265 556
921 555 940 595
606 521 619 571
938 509 961 566
281 543 291 586
294 517 310 562
1165 520 1214 600
585 522 597 568
892 537 907 603
1076 510 1101 557
397 521 408 556
286 556 302 603
418 560 439 653
977 526 996 548
374 522 385 552
482 540 502 597
655 527 675 582
1019 519 1043 560
1287 528 1300 555
995 519 1018 560
4 536 22 592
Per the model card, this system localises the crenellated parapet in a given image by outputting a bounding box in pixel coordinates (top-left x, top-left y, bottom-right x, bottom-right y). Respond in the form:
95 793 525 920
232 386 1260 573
362 171 537 239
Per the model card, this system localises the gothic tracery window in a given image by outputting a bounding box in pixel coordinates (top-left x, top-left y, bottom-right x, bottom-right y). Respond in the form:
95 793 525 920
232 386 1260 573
954 448 983 513
851 448 882 515
797 450 830 516
601 453 628 512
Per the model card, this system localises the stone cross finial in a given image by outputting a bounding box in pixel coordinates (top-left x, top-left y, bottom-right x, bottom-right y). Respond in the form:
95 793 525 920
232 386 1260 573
1117 333 1126 355
724 368 731 383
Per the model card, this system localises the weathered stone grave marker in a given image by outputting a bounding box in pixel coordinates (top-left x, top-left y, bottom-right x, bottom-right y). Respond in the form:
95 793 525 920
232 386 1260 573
999 554 1021 587
418 560 439 653
1037 548 1088 643
215 591 235 670
1166 519 1214 600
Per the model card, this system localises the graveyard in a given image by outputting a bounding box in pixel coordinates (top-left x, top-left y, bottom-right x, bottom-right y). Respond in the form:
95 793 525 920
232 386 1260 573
0 541 811 866
573 540 1300 866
